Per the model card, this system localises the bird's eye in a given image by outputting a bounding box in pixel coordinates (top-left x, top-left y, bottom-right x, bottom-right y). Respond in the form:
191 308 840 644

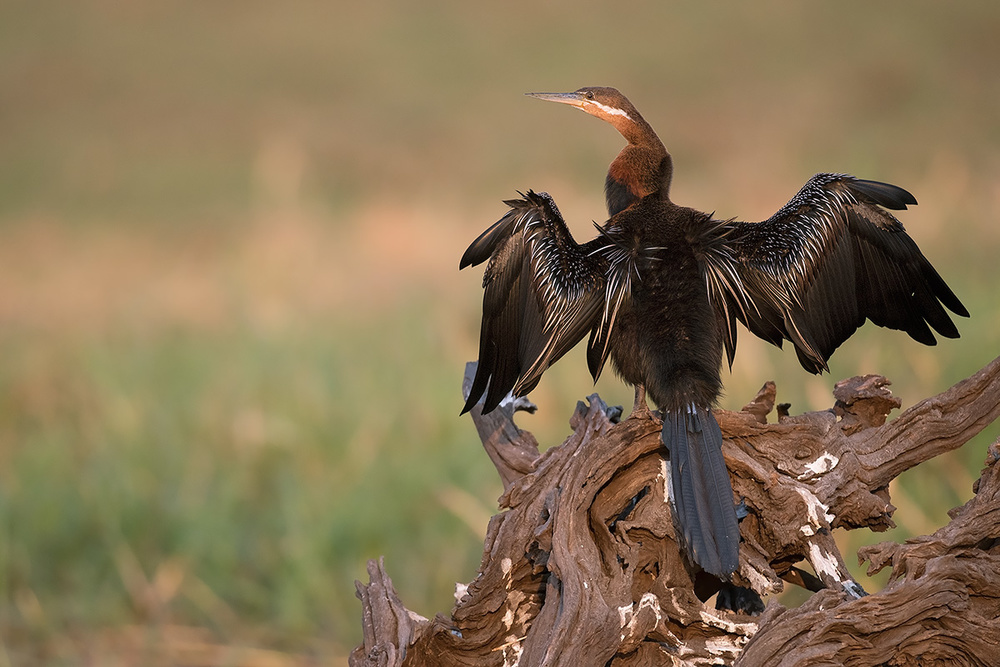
585 91 595 100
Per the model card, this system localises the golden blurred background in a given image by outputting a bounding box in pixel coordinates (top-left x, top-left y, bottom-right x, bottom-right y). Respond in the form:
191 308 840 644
2 1 999 664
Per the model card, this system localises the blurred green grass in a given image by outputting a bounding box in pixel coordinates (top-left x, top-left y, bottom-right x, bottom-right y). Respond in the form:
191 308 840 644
2 1 999 664
1 312 502 664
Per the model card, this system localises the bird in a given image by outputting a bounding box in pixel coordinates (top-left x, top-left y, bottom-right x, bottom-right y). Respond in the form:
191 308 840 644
459 86 967 579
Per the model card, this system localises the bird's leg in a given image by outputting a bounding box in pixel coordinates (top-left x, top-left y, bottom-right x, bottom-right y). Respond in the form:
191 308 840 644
627 384 655 421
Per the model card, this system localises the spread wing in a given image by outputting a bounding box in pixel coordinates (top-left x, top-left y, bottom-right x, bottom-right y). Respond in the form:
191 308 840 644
460 191 626 414
708 173 968 373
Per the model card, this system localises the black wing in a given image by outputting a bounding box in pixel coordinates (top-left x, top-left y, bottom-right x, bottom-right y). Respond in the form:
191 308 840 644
709 173 968 373
460 191 625 414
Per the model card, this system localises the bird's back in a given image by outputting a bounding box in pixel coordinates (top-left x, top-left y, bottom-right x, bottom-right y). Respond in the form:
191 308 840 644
605 200 724 411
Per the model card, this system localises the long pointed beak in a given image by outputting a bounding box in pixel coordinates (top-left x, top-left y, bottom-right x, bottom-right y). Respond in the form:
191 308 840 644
525 91 586 108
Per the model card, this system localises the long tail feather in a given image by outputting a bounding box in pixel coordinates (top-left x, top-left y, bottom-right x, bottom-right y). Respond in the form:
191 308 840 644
662 406 740 577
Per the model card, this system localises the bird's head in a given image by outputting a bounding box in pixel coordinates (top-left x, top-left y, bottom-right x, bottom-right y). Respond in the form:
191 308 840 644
525 87 644 138
525 86 669 204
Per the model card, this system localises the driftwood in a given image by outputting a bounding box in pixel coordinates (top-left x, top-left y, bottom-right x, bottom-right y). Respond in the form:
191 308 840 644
352 356 1000 666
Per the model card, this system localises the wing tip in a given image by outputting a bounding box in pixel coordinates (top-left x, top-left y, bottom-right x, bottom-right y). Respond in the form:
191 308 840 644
461 191 548 270
459 396 477 415
849 178 918 210
458 250 476 270
947 296 971 320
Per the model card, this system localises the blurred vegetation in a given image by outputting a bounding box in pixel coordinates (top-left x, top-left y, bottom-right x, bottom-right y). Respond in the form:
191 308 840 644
1 1 998 664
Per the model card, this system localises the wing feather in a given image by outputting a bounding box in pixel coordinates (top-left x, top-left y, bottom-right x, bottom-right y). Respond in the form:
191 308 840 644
708 173 967 373
461 191 614 413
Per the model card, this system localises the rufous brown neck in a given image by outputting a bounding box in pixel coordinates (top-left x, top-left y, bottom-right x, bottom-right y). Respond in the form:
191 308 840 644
604 121 672 217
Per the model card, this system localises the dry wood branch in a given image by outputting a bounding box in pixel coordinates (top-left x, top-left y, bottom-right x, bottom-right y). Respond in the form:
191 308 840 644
739 438 1000 667
351 558 427 667
351 356 1000 667
461 362 541 492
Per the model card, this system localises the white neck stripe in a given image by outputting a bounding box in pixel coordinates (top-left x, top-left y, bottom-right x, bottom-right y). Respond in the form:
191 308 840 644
585 100 632 122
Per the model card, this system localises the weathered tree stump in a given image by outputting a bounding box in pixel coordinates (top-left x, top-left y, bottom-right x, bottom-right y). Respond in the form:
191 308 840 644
352 356 1000 666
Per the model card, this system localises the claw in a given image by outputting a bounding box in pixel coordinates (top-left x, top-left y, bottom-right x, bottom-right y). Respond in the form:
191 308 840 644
626 385 656 421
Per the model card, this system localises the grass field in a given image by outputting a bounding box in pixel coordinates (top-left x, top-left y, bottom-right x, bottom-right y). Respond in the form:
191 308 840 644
2 2 999 664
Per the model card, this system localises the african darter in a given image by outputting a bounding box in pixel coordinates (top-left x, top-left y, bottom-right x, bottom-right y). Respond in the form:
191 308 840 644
460 86 967 578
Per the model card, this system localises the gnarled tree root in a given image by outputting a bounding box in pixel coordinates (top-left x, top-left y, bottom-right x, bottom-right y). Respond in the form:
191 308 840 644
352 356 1000 666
